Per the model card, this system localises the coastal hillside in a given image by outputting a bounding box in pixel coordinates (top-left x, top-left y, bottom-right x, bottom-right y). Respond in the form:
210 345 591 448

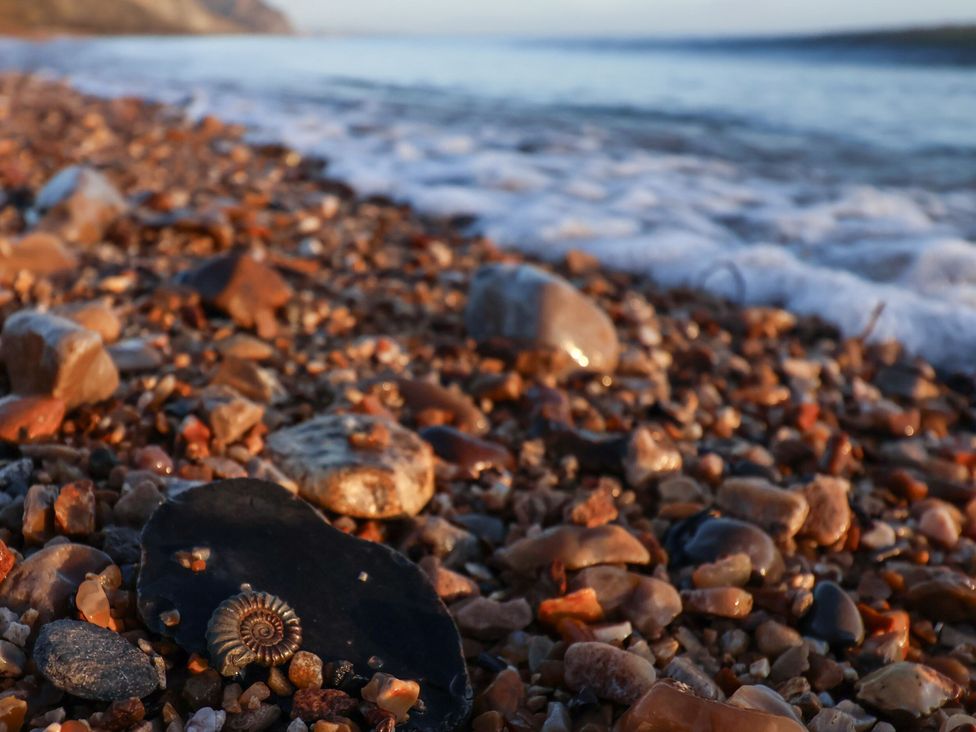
0 0 291 35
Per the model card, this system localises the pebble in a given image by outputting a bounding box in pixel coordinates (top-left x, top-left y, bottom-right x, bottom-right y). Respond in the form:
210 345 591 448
563 642 656 705
0 638 25 676
715 477 809 540
56 300 122 343
691 553 752 588
267 414 434 518
856 662 960 718
288 651 324 690
680 587 753 618
571 565 639 612
0 232 77 281
203 386 265 444
32 165 127 244
804 581 865 647
497 524 650 572
186 708 227 732
419 426 514 475
755 619 803 658
396 378 488 435
0 698 27 732
0 395 65 442
454 597 533 639
617 681 807 732
464 263 620 376
212 358 286 404
664 657 723 700
623 426 683 486
53 480 96 537
673 516 784 582
34 619 158 700
215 334 275 361
185 669 224 710
178 252 293 336
807 708 856 732
0 542 111 624
362 672 421 722
419 556 479 602
107 338 165 373
0 310 119 409
22 484 59 545
799 476 852 546
114 481 165 526
621 575 682 637
728 685 802 723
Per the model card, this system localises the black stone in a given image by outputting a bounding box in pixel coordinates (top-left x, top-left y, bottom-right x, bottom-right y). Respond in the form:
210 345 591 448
666 513 784 583
804 581 865 647
34 619 158 701
138 479 471 732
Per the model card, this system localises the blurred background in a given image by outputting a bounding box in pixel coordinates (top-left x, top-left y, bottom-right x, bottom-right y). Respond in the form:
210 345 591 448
0 1 974 366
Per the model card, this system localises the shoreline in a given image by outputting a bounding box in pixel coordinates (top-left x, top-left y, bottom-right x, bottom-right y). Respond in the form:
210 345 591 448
0 72 974 729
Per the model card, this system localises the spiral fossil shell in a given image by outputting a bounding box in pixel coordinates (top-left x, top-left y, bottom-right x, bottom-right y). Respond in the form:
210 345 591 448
206 590 302 677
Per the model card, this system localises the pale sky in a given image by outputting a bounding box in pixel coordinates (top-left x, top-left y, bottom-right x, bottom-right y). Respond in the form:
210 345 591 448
268 0 976 35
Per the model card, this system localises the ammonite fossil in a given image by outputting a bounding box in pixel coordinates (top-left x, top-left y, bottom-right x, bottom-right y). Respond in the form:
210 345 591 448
205 588 302 676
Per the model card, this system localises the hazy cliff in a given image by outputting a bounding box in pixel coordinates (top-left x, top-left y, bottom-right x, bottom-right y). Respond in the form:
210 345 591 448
0 0 292 35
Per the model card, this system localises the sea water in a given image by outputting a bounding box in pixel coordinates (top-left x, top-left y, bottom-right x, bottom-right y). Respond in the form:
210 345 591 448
1 35 975 367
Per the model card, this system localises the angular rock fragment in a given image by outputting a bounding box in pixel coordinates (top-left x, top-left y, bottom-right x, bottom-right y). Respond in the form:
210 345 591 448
138 479 470 732
178 252 292 336
465 263 620 376
267 413 434 519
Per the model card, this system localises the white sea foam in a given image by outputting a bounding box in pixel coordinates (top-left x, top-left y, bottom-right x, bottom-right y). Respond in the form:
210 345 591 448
6 36 976 370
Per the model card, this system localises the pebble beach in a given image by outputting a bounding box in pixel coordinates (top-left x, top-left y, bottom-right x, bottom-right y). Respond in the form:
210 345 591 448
0 72 974 732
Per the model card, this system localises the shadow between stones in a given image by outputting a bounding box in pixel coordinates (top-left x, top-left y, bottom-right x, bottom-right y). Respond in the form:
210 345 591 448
138 478 471 732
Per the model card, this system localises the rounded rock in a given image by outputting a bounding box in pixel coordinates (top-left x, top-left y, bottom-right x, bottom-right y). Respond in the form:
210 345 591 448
34 619 158 700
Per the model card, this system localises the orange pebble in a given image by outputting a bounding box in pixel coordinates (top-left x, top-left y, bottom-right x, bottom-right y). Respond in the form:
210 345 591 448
538 588 604 626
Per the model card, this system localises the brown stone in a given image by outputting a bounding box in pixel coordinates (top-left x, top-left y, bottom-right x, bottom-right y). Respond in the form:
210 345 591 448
798 476 851 546
396 378 488 435
621 575 682 637
716 477 809 540
33 166 127 245
179 252 292 336
681 587 754 618
563 642 656 705
203 386 265 444
0 232 77 282
22 483 59 545
617 680 807 732
54 480 96 537
288 651 324 690
0 310 119 409
497 524 650 572
465 263 620 376
56 300 122 344
267 413 434 519
454 597 533 639
0 543 112 624
0 395 65 442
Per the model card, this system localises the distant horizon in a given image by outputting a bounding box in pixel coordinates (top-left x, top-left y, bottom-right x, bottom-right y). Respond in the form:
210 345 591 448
282 20 976 41
267 0 976 37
